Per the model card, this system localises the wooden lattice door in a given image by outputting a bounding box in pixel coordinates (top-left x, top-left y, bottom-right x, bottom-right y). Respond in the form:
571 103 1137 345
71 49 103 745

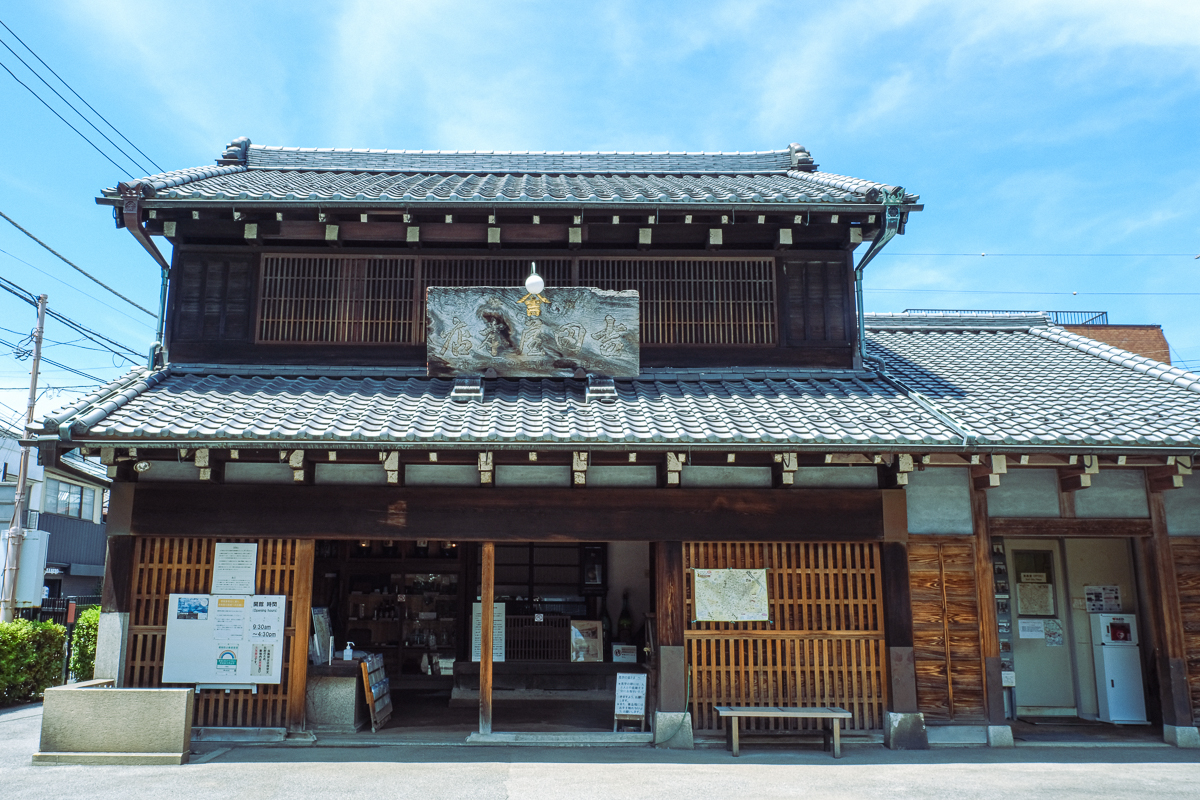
125 537 314 728
684 541 887 732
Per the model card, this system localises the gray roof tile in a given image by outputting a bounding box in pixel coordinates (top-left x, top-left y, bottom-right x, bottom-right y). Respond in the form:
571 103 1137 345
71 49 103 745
104 143 919 207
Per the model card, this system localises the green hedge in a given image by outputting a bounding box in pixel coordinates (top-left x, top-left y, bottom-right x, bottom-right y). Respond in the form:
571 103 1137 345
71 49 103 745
0 618 66 706
70 606 100 683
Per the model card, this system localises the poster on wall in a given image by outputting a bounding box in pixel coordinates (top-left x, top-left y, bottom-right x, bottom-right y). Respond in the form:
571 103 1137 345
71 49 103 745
162 593 286 684
1018 619 1046 639
470 602 506 662
1084 585 1121 613
570 620 603 662
692 569 769 622
211 543 258 595
1043 619 1065 647
1017 582 1054 616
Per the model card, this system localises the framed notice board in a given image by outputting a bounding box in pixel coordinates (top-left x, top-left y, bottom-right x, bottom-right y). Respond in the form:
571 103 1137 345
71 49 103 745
162 593 286 684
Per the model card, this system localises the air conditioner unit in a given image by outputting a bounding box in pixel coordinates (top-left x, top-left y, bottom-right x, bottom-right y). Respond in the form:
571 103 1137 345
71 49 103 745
0 528 49 608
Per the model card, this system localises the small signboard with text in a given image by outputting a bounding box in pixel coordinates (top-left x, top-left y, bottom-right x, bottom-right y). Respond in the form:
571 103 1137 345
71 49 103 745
162 593 286 684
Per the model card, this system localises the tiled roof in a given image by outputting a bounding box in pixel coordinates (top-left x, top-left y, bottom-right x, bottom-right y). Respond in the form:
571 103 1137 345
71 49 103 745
40 368 957 448
41 316 1200 452
865 316 1200 447
102 142 918 207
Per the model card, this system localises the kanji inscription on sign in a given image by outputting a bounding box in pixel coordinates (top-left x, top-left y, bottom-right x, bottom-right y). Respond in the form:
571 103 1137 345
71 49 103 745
426 287 640 378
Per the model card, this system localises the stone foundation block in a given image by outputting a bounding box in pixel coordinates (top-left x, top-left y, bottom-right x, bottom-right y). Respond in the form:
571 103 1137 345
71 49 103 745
1164 724 1200 748
883 711 929 750
653 711 694 749
987 725 1014 747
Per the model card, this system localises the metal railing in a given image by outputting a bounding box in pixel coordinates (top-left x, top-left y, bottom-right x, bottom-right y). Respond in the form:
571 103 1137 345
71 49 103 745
903 309 1108 325
16 594 102 626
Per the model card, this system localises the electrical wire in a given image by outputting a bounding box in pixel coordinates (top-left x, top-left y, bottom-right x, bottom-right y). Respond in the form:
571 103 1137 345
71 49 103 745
0 275 142 362
0 57 129 177
0 211 156 317
0 36 151 175
0 336 103 382
0 18 163 174
0 247 152 329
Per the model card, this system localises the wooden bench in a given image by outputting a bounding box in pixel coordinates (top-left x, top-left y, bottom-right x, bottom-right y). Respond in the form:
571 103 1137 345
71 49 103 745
714 706 853 758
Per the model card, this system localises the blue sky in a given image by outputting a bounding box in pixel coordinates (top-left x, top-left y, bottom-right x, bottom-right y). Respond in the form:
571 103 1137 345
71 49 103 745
0 1 1197 422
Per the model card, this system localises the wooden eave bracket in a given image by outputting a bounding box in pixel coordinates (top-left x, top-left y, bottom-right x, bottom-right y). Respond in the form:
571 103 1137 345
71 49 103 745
572 451 588 486
1058 457 1098 492
478 451 494 484
775 452 798 485
666 452 685 486
1148 457 1191 492
380 451 400 484
971 454 1007 490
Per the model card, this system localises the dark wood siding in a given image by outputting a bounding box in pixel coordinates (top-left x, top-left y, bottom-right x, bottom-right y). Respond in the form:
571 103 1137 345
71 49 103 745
778 255 853 346
167 248 856 367
1173 539 1200 724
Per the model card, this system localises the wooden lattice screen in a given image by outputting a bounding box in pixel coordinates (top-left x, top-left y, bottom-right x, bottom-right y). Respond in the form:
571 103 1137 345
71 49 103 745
125 537 314 729
907 537 986 722
255 255 776 347
578 258 777 345
684 542 887 732
1171 539 1200 724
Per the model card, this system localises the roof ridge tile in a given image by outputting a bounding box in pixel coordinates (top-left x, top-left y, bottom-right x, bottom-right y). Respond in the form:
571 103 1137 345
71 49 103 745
1029 325 1200 394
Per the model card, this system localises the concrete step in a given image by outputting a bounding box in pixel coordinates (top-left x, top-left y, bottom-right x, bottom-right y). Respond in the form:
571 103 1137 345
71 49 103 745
466 731 653 746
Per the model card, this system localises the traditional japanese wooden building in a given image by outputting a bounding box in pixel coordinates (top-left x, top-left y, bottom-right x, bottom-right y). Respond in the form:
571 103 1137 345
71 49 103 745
33 139 1200 748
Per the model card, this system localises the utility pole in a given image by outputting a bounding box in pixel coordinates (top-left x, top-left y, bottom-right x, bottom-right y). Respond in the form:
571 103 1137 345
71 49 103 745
1 294 47 622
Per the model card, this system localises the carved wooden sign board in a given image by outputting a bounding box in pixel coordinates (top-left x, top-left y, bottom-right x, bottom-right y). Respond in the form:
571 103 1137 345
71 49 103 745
426 286 640 378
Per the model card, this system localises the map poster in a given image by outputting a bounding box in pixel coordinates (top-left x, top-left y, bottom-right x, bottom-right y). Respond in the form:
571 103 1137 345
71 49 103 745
1017 581 1054 616
211 543 258 595
692 569 769 622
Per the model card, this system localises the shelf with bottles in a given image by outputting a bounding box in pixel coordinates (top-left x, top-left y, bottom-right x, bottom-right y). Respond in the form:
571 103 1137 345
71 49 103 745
340 539 462 562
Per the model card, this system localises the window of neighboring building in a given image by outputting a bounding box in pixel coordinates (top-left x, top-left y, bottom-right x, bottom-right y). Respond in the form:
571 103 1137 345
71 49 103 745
44 478 96 520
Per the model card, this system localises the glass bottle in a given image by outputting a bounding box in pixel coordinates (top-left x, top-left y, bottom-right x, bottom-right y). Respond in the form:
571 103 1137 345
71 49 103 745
600 596 612 661
617 590 633 644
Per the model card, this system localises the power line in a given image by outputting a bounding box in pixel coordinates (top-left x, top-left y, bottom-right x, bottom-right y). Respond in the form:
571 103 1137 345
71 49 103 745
0 336 103 382
0 18 163 174
0 325 136 362
0 57 130 176
0 35 151 175
0 211 156 317
0 275 142 362
0 247 155 330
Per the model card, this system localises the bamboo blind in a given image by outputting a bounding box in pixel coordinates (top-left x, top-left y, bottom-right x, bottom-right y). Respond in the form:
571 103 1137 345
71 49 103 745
1171 539 1200 724
580 258 776 345
684 542 886 732
124 537 314 729
907 538 987 722
255 255 776 347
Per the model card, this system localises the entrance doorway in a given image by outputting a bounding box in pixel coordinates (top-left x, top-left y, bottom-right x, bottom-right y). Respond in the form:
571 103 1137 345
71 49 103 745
999 537 1148 724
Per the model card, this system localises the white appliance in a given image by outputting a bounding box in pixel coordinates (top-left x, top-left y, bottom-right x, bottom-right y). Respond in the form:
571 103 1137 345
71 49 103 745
1090 613 1148 724
0 528 49 608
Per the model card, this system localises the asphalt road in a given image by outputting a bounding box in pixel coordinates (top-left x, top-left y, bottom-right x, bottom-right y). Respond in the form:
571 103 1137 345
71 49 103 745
3 704 1199 799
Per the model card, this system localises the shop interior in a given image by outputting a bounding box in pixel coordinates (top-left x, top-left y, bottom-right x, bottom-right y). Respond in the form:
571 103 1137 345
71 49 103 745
307 539 652 735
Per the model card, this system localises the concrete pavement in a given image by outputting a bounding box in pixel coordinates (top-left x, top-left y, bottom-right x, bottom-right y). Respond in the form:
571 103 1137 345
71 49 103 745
3 703 1198 799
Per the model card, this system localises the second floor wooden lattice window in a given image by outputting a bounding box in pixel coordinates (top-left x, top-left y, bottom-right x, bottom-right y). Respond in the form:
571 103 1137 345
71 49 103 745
256 255 776 345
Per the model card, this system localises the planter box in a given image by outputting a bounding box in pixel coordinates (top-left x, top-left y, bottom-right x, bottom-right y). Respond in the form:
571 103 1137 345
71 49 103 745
34 679 194 765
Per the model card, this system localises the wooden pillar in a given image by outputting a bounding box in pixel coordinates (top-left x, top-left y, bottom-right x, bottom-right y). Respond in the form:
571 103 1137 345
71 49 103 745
654 540 686 712
286 539 315 732
479 541 495 734
970 480 1005 724
1147 492 1194 729
881 490 918 713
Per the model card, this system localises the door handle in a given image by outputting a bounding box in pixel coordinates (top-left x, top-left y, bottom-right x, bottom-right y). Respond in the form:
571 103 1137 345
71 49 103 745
1111 680 1115 688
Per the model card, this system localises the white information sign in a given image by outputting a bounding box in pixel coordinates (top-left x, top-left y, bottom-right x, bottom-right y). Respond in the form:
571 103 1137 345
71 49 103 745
471 602 506 662
692 569 769 622
162 593 286 684
1084 585 1121 613
614 672 647 718
211 543 258 595
1018 619 1046 639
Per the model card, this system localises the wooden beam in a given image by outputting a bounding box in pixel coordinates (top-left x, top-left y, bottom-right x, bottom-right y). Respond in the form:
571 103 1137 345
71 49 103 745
654 541 687 713
286 540 314 731
1148 462 1190 492
1058 467 1091 493
479 541 494 734
971 455 1005 490
988 517 1152 538
126 485 889 541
